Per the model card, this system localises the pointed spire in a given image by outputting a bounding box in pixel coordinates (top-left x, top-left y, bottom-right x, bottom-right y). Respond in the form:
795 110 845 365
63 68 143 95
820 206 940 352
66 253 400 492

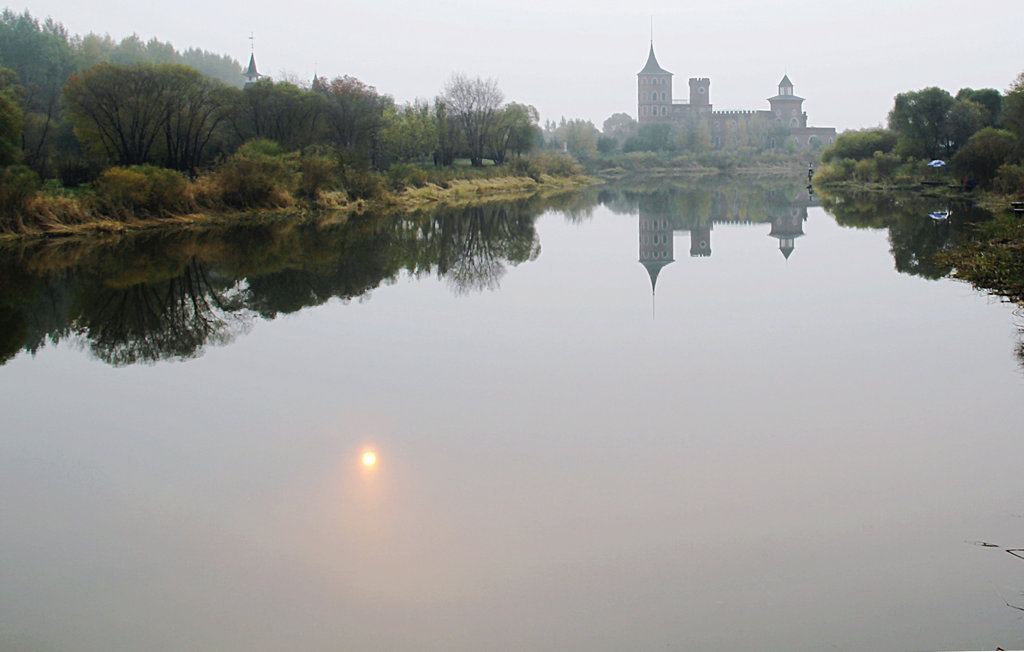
639 43 671 75
244 34 263 85
244 52 262 84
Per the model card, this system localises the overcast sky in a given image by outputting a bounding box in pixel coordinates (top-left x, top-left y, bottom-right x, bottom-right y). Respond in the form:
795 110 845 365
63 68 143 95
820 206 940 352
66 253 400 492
17 0 1024 131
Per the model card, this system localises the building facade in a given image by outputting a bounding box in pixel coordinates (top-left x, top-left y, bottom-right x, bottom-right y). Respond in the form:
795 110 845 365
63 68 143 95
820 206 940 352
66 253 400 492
637 43 836 148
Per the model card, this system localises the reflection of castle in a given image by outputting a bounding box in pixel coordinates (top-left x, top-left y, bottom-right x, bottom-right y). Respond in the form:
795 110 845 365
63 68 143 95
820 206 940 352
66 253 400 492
638 189 816 293
637 43 836 148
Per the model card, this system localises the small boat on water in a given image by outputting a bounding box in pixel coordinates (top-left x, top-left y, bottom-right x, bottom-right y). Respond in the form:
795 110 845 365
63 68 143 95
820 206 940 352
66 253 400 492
928 209 951 221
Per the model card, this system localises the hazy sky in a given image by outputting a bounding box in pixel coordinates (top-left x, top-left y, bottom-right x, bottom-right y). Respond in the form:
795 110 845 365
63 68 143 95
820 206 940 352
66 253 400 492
18 0 1024 131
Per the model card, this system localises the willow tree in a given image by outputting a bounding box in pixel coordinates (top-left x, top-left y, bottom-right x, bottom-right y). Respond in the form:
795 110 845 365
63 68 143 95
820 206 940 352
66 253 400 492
64 62 229 170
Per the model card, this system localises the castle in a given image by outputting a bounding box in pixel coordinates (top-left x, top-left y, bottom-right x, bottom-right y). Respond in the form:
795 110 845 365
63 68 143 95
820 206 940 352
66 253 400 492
637 43 836 148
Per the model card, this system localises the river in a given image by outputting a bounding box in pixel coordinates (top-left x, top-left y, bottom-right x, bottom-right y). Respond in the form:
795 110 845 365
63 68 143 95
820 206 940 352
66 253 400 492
1 178 1022 651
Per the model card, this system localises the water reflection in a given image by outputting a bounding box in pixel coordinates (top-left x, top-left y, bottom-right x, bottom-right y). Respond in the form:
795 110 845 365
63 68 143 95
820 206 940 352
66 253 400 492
815 187 991 280
0 179 1012 367
625 181 816 293
0 199 561 365
3 178 1024 651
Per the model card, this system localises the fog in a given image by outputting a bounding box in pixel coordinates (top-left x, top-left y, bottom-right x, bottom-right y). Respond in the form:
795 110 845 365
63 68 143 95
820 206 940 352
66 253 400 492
19 0 1024 131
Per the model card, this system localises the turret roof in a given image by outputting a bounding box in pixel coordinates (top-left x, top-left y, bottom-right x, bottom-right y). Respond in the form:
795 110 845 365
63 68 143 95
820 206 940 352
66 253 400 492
767 93 805 102
639 43 671 75
779 74 793 88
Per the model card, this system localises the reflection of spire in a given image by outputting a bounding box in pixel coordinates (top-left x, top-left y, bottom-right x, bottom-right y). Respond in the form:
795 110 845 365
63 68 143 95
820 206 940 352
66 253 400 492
638 208 674 305
768 208 806 259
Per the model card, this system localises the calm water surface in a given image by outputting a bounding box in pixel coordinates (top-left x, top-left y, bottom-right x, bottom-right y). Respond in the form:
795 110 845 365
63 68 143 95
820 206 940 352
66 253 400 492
2 180 1023 651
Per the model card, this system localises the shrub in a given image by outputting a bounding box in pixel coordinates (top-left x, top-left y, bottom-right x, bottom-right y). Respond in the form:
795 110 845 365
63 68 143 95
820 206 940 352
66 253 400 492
993 163 1024 195
387 162 429 190
299 151 341 200
214 139 296 209
339 166 386 200
0 165 41 221
93 167 148 215
821 129 897 163
872 151 902 178
951 128 1016 187
92 165 190 217
526 151 582 177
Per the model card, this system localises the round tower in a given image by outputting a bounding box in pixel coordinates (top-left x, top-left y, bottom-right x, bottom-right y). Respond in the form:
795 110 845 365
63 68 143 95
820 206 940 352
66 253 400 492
637 43 673 124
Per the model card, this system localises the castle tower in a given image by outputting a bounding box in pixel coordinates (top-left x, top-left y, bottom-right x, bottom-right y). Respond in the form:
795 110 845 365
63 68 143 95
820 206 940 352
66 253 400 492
637 43 673 124
767 75 806 128
688 78 711 112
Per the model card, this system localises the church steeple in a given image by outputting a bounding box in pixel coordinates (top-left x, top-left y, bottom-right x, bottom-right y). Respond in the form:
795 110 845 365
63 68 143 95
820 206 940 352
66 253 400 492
244 53 261 84
244 35 263 86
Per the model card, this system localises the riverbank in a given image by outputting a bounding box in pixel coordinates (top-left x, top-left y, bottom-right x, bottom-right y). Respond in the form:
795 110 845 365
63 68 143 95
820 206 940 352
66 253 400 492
0 173 595 242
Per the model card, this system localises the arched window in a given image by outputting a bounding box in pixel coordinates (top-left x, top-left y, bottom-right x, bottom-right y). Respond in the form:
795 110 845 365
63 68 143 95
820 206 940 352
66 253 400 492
661 106 667 116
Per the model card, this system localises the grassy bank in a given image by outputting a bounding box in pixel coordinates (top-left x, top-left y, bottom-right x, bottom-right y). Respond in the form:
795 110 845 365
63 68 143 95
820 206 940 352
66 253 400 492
0 152 595 241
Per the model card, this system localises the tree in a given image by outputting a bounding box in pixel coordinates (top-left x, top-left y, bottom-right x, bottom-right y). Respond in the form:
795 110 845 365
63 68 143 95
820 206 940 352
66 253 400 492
161 67 233 172
951 127 1016 186
381 100 437 163
944 98 987 156
227 78 328 152
672 114 712 152
491 102 539 163
551 118 599 156
318 75 392 163
602 112 638 149
888 87 955 159
1003 72 1024 156
0 10 77 174
432 98 461 167
821 129 897 162
955 87 1003 126
64 62 230 170
442 74 504 166
625 123 672 152
0 67 22 165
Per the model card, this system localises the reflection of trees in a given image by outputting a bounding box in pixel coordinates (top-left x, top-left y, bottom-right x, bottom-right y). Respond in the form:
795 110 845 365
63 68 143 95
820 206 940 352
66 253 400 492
241 219 401 318
412 205 541 295
0 194 558 366
72 257 250 366
818 188 992 280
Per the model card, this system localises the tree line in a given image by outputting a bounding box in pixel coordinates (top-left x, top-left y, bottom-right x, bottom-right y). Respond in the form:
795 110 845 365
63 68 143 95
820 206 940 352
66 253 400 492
816 75 1024 190
0 9 569 230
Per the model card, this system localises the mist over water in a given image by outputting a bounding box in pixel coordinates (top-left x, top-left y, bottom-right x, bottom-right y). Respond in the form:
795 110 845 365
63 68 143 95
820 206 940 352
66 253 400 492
2 179 1024 651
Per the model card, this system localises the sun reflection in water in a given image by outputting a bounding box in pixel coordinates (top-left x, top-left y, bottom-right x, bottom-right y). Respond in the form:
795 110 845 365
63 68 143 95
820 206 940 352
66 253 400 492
361 450 377 468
